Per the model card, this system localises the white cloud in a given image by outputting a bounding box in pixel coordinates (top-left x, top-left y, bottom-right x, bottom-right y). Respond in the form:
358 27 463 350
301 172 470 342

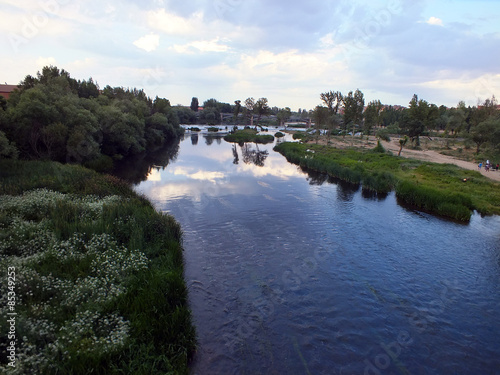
36 56 57 67
172 38 230 54
133 33 160 52
426 17 444 26
147 9 203 36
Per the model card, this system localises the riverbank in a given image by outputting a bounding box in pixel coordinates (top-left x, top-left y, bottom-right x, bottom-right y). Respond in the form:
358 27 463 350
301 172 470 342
0 160 195 374
274 142 500 221
297 133 500 182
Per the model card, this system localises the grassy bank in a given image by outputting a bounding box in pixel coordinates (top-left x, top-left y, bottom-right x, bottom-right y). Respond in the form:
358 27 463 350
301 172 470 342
224 128 274 144
274 142 500 221
0 160 195 374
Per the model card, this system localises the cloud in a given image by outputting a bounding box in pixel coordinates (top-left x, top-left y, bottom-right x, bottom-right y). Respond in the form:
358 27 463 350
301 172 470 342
133 33 160 52
426 16 444 26
172 38 230 54
36 56 57 67
147 9 202 36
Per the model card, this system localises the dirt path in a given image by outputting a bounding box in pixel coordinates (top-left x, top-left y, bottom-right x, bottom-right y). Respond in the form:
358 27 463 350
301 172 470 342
300 134 500 183
381 139 500 182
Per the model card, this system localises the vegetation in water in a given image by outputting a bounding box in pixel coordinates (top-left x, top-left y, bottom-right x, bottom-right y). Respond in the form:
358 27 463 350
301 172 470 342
0 160 196 374
274 142 500 221
224 128 274 144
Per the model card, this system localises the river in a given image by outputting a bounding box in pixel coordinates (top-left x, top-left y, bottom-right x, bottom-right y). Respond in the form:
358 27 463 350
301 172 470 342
131 128 500 375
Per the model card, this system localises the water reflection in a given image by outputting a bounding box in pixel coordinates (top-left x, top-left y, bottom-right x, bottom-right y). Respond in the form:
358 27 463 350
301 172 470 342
232 145 239 165
241 144 268 167
191 133 198 146
305 170 329 185
112 139 180 184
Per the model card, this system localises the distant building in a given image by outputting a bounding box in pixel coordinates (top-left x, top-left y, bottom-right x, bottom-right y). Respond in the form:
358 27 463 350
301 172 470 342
0 84 18 100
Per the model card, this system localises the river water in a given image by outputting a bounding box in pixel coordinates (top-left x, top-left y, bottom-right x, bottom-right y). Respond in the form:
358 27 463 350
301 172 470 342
132 129 500 375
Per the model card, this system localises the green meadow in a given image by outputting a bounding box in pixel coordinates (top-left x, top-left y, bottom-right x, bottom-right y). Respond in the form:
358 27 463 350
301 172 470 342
0 160 195 374
274 142 500 222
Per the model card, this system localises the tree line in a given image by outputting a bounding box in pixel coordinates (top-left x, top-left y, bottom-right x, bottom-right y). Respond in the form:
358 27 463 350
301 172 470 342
0 66 184 171
2 66 499 166
312 89 500 154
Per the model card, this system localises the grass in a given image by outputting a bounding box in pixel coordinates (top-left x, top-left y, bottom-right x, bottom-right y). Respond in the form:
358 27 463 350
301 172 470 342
0 160 196 374
224 128 274 144
274 142 500 221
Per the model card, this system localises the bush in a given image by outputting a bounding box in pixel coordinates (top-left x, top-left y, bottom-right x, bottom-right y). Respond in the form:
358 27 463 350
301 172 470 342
376 129 391 142
373 140 386 153
224 129 274 144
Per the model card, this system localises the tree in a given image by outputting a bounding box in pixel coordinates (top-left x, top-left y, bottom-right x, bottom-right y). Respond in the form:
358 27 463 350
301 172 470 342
406 94 430 146
0 130 18 159
321 91 343 141
277 107 291 127
152 96 171 114
244 97 255 125
312 106 329 144
233 100 242 122
254 97 270 125
364 99 383 135
320 91 343 115
190 97 199 112
471 118 499 154
398 135 408 156
343 89 365 138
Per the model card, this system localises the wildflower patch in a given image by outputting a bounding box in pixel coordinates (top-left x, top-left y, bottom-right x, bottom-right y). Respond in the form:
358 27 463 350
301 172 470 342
0 189 147 374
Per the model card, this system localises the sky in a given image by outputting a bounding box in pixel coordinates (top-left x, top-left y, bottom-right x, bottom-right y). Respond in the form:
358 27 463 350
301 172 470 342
1 0 500 110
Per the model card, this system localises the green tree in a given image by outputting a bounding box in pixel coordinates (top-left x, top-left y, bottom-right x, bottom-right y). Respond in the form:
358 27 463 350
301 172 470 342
201 107 220 125
321 91 343 140
471 118 499 154
320 91 343 115
343 89 365 137
190 97 199 112
363 99 383 135
406 94 430 146
277 107 291 127
41 122 68 161
233 100 242 122
312 106 329 144
244 97 255 125
254 98 270 125
0 130 18 159
153 96 171 115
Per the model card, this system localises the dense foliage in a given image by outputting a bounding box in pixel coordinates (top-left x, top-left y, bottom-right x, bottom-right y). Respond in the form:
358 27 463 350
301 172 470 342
0 66 184 171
